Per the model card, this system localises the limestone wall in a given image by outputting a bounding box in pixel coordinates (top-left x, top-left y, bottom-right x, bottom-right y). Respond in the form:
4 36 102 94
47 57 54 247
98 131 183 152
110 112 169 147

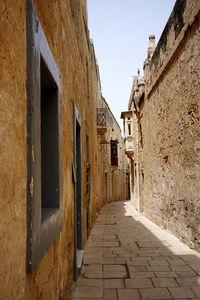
0 1 103 299
140 0 200 251
100 98 129 203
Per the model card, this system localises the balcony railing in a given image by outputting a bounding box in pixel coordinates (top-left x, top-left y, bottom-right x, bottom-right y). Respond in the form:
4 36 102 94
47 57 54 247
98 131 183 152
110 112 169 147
124 136 134 157
97 108 107 126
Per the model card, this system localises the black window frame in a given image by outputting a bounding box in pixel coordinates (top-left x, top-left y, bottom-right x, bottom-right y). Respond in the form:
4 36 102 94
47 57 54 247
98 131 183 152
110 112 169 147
128 123 132 136
26 0 62 272
110 140 118 167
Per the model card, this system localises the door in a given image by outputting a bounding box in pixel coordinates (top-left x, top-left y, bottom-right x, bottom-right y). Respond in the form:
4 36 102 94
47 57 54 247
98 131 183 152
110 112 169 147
86 135 91 237
73 104 83 279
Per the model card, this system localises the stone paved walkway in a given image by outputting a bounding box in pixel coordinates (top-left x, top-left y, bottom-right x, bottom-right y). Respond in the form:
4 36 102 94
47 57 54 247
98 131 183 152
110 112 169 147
71 201 200 300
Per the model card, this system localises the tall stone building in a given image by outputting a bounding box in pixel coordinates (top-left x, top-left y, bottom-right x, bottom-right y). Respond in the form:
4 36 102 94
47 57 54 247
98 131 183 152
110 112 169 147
0 1 128 299
122 0 200 251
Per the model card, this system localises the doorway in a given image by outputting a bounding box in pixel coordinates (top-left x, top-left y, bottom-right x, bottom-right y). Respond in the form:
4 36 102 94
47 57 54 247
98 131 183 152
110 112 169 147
86 135 91 237
73 104 83 279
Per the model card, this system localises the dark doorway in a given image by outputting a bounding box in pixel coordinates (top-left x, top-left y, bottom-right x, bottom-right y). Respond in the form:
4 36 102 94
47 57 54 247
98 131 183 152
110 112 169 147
73 104 83 280
86 135 91 237
104 172 108 203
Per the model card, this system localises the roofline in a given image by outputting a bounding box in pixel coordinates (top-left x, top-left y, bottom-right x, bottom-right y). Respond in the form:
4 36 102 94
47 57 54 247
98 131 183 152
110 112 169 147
101 95 122 133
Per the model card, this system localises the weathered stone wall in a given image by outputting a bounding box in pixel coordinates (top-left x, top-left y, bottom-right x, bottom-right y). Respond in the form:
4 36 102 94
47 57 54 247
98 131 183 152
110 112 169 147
0 1 103 299
100 98 129 204
140 0 200 251
0 1 27 298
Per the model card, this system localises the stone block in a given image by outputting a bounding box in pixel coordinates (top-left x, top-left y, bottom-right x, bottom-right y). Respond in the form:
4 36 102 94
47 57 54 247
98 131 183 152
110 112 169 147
154 272 177 278
152 278 179 287
176 277 200 287
104 289 117 300
104 279 124 288
125 278 153 288
169 287 196 298
118 289 141 300
73 286 103 298
139 287 172 299
130 272 155 278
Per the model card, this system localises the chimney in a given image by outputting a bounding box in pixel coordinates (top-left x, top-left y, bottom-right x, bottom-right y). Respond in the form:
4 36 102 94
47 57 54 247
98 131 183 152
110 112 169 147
148 34 156 60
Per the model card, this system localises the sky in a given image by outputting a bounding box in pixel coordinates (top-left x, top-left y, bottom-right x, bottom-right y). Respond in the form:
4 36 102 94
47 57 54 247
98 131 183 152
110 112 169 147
87 0 175 129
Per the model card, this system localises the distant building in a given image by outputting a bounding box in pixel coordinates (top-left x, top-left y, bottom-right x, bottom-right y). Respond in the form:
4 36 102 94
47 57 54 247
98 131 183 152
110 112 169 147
97 96 130 204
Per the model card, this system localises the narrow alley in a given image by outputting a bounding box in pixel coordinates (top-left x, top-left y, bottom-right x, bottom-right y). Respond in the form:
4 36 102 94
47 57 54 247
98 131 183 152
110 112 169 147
1 1 200 299
72 201 200 300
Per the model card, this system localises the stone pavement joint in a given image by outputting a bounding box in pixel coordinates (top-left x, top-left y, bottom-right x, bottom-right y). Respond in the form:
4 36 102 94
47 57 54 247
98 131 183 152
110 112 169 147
71 201 200 300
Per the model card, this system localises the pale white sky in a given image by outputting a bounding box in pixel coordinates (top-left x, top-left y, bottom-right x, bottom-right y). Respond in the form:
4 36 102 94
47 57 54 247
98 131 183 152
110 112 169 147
87 0 175 129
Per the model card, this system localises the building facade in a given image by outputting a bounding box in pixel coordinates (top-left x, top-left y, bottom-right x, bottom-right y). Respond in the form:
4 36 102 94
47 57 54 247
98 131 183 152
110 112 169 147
98 96 130 204
0 1 128 299
122 0 200 251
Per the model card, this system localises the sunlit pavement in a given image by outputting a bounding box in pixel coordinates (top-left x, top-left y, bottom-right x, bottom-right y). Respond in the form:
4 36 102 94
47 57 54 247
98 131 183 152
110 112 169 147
71 201 200 300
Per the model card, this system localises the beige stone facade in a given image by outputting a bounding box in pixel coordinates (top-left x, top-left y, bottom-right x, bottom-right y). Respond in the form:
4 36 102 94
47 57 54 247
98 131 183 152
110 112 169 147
124 0 200 252
98 96 129 204
0 1 128 299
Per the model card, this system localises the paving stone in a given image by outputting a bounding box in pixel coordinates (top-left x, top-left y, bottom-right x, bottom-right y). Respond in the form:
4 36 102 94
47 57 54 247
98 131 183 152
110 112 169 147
73 298 103 300
147 265 171 272
138 252 159 256
115 258 128 263
84 255 103 265
103 264 127 278
154 271 178 278
104 241 119 247
169 287 196 298
140 287 172 299
176 277 200 287
127 265 147 272
192 287 200 297
73 286 103 298
138 241 163 248
152 277 179 287
168 259 187 266
170 265 195 271
125 278 153 288
176 270 197 277
117 252 132 258
133 257 152 261
71 201 200 300
104 279 124 288
130 272 155 278
149 260 169 266
130 260 150 266
84 265 102 272
84 272 104 279
77 279 103 287
118 288 141 300
104 289 117 300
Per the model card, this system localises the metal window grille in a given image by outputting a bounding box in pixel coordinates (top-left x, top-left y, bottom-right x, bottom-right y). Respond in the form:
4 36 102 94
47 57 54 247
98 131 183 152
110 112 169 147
97 108 107 126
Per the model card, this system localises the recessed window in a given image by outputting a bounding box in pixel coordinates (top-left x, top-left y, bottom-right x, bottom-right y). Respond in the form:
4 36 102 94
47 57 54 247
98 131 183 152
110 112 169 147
128 124 132 136
40 56 60 222
110 140 118 166
26 2 61 272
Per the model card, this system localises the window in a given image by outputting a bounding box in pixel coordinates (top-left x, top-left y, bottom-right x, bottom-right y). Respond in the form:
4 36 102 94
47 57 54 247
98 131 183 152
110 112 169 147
26 1 61 272
41 56 60 222
110 140 118 166
128 124 132 136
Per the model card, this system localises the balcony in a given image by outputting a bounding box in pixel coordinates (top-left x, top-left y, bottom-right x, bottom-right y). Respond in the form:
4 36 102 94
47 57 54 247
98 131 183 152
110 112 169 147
97 108 107 136
120 110 134 158
124 136 134 157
